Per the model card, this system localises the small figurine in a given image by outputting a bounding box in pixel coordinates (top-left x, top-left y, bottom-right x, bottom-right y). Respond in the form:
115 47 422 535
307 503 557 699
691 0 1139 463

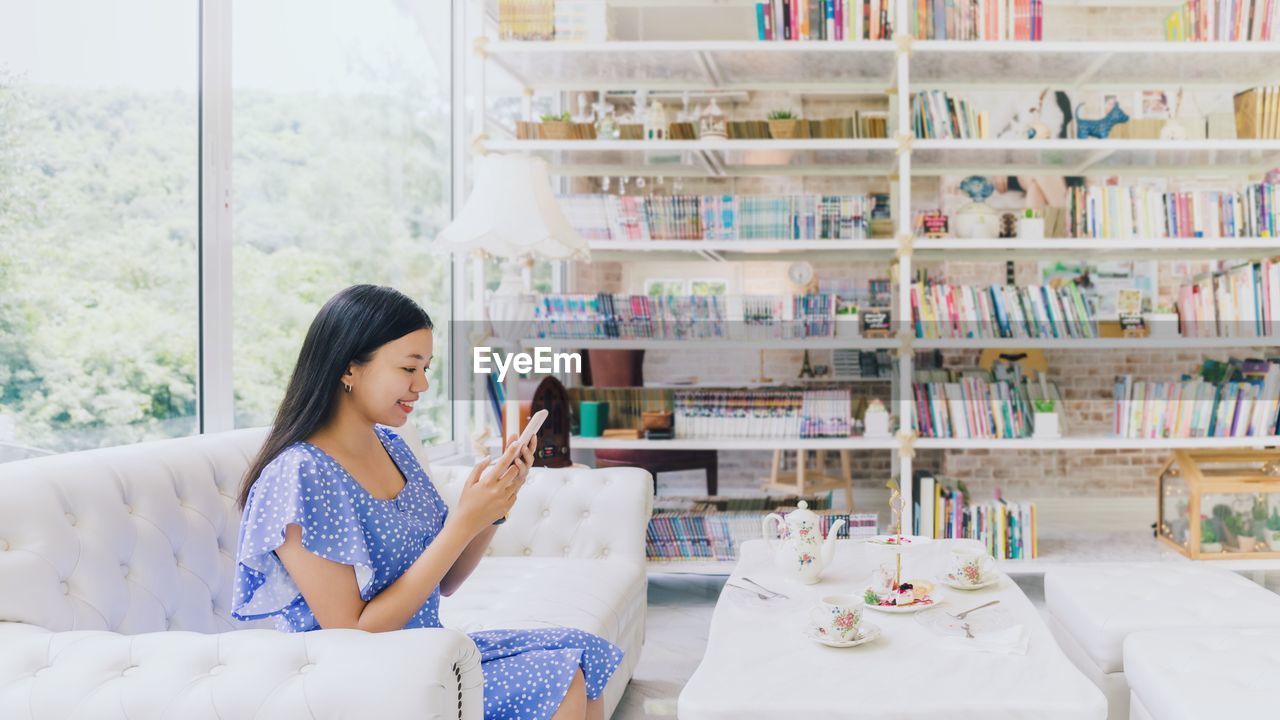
698 98 728 140
1075 98 1130 139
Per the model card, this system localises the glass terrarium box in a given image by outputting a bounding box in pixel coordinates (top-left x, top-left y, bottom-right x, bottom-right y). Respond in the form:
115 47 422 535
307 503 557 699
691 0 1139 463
1158 449 1280 560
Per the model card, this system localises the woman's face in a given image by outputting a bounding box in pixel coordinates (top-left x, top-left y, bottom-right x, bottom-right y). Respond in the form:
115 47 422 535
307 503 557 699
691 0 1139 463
346 328 433 427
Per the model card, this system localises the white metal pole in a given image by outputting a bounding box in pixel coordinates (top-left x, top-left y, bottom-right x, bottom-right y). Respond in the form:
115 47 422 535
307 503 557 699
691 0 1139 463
199 0 234 434
895 0 914 535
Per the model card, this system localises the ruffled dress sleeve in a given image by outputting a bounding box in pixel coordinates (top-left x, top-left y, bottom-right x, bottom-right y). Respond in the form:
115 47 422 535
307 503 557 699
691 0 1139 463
231 445 375 622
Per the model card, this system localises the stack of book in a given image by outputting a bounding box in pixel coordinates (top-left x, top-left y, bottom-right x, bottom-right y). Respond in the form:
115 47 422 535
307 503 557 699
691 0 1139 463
754 0 897 41
1166 1 1278 41
648 509 879 562
497 0 555 40
805 114 890 139
911 366 1048 439
1114 358 1280 439
533 293 727 340
673 388 853 439
912 91 989 139
914 474 1038 559
910 281 1099 340
832 349 896 379
911 0 1044 41
532 293 847 341
1066 184 1279 240
726 120 773 139
1234 86 1280 139
560 194 877 243
1177 257 1280 338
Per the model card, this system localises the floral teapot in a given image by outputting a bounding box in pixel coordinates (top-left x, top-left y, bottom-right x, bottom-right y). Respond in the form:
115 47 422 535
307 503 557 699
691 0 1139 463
762 501 845 584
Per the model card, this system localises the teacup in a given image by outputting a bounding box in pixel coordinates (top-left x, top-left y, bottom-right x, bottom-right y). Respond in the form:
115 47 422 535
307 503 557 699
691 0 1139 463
809 594 864 642
945 548 996 586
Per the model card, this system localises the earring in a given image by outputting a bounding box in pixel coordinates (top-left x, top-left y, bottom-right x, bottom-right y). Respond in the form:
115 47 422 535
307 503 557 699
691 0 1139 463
343 384 352 394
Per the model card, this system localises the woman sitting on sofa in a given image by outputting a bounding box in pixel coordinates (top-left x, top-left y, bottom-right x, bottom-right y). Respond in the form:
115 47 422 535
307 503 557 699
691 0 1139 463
230 284 622 720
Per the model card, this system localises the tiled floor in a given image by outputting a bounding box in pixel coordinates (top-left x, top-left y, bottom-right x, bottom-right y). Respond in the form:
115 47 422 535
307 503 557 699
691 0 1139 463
612 569 1279 719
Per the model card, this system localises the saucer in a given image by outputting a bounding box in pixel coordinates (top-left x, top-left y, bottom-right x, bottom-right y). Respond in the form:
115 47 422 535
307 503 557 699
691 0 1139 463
937 574 1001 591
804 622 881 648
863 588 944 614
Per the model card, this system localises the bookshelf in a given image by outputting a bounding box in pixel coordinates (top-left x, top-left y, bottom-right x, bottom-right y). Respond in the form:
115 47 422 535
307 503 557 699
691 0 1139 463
485 138 1280 177
483 40 1280 91
465 2 1280 547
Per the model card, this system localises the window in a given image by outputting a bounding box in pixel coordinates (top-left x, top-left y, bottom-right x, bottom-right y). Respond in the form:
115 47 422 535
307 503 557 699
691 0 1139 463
232 0 453 443
0 0 200 461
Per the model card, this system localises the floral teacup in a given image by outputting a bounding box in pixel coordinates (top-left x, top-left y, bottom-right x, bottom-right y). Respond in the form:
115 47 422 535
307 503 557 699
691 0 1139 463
945 548 996 587
809 594 864 643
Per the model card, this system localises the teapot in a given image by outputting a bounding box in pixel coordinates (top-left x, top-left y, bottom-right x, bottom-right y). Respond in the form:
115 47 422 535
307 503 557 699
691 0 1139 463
762 501 845 584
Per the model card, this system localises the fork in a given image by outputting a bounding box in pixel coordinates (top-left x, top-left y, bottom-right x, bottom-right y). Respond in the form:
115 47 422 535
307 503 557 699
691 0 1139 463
740 577 791 599
948 599 1000 620
726 583 774 601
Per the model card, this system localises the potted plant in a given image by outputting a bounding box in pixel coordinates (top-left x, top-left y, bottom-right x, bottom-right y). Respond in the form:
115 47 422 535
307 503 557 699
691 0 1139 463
538 111 575 140
767 109 801 139
1199 521 1222 554
1267 507 1280 551
1225 511 1254 553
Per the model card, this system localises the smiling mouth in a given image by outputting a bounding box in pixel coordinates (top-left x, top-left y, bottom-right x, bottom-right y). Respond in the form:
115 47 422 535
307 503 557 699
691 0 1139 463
397 400 415 413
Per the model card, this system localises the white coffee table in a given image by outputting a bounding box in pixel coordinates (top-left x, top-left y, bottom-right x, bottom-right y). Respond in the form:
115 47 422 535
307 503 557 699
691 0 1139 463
678 539 1107 719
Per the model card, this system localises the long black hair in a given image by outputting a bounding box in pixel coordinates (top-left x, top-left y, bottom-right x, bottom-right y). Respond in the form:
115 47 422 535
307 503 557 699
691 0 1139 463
237 284 433 509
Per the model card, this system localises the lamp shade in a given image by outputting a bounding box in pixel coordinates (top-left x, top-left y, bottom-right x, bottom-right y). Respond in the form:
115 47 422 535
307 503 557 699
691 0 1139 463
437 153 587 260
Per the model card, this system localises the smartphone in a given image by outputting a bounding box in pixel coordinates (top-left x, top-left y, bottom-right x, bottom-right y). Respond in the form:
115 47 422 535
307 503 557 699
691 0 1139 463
493 410 548 526
515 409 549 448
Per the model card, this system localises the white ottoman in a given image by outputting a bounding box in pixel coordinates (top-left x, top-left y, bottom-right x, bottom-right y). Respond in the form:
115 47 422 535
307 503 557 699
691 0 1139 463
1044 564 1280 720
1124 627 1280 720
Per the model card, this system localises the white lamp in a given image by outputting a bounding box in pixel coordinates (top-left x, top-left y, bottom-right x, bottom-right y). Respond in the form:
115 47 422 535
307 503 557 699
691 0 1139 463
438 153 587 342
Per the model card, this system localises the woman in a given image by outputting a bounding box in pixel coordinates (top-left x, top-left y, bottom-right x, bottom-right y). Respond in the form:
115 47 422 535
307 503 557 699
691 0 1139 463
231 285 622 720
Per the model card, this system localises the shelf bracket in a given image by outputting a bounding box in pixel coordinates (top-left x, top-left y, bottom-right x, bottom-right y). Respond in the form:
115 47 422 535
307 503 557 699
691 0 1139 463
698 249 727 263
694 50 724 89
1073 148 1116 175
696 148 727 178
1069 51 1113 90
895 428 917 460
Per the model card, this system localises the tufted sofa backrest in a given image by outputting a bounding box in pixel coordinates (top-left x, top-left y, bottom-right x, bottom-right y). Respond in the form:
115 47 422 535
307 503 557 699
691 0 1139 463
0 428 272 635
431 465 652 563
0 428 652 637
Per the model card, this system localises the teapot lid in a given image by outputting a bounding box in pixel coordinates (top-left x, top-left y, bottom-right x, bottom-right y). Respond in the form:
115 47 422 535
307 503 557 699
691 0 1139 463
789 500 818 523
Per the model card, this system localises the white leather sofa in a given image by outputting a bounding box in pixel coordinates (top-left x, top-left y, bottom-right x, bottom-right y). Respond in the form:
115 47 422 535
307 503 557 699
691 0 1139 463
0 427 652 719
1044 564 1280 720
1123 627 1280 720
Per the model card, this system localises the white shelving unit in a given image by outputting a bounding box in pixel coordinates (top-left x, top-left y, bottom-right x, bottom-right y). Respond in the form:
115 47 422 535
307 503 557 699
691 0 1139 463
584 237 1280 262
469 4 1280 555
484 40 1280 91
484 138 1280 177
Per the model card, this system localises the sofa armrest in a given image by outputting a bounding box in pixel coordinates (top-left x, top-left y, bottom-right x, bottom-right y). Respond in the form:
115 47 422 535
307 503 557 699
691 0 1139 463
0 621 483 720
432 465 654 563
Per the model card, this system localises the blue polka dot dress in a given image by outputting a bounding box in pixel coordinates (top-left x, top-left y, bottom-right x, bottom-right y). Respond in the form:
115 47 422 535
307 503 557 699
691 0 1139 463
231 425 625 720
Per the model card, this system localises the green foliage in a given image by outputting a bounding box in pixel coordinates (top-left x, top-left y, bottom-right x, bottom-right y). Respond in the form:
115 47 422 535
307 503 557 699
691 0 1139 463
1224 511 1250 538
1268 507 1280 533
1200 523 1218 544
863 588 880 606
0 66 453 455
767 110 796 120
540 111 572 123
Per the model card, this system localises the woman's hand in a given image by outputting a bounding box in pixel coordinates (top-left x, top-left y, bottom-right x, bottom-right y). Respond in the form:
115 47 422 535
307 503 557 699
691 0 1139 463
512 431 536 486
454 442 523 535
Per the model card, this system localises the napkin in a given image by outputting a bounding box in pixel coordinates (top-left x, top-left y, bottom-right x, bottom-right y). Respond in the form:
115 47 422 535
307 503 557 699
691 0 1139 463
941 624 1029 655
